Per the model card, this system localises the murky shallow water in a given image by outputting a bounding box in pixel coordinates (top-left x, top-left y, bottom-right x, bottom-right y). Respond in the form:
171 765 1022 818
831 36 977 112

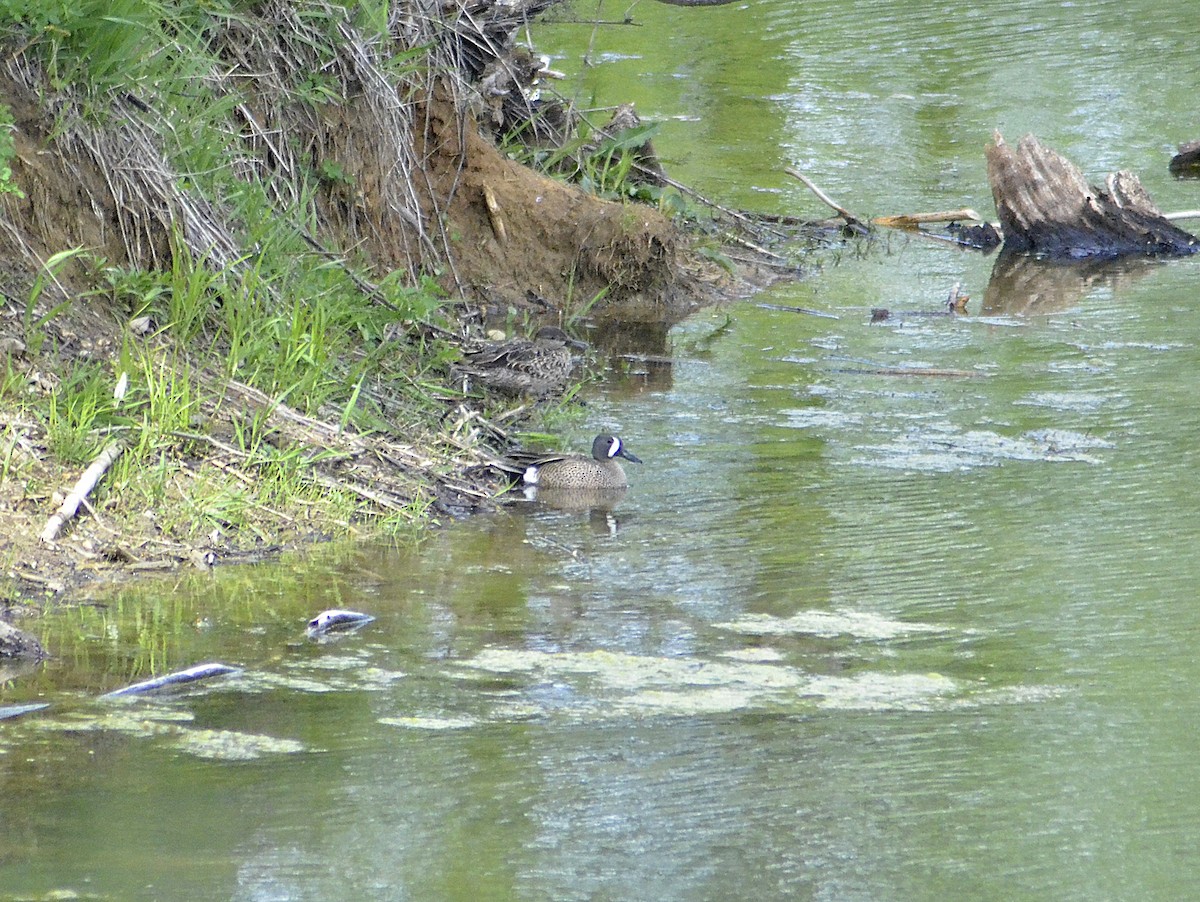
6 2 1200 899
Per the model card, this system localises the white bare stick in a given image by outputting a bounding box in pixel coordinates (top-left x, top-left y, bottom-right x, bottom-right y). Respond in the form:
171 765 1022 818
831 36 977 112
39 440 125 543
873 208 983 228
784 167 865 224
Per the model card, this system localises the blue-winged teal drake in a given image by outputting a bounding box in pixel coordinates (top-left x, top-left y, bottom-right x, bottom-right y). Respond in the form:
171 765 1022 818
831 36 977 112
457 326 586 397
514 434 642 490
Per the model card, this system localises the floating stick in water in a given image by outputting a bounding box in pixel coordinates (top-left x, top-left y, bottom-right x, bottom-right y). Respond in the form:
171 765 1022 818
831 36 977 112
0 703 50 721
102 662 242 699
306 609 376 638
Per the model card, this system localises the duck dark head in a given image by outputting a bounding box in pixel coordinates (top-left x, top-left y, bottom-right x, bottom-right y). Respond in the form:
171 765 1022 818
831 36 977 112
594 434 642 464
533 326 587 351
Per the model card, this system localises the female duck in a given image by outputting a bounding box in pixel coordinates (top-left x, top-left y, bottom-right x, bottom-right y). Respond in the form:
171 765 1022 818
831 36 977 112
457 326 586 397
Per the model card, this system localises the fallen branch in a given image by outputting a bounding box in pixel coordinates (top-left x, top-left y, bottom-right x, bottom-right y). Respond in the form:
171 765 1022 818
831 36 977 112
756 302 840 320
0 703 50 721
872 208 983 228
10 568 66 593
784 167 868 230
40 439 125 543
309 471 412 511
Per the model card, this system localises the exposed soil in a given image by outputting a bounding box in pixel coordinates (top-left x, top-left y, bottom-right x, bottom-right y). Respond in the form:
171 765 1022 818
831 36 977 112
419 91 693 323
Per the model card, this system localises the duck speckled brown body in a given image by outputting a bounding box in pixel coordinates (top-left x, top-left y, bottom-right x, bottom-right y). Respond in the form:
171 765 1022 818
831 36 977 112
456 326 585 397
514 434 642 490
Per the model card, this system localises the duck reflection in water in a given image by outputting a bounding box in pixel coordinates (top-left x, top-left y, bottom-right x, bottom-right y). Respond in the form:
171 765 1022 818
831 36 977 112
519 485 628 536
524 484 628 511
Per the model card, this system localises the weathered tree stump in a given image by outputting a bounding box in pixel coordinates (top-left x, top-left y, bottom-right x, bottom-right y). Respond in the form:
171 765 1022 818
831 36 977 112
985 132 1198 259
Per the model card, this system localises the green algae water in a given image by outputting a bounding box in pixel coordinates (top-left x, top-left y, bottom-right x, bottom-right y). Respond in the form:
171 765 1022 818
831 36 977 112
6 1 1200 898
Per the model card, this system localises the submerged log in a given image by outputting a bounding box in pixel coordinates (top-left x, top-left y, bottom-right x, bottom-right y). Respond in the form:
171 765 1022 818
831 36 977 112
1169 140 1200 175
0 703 49 721
985 132 1199 259
306 609 376 637
0 620 46 660
102 662 241 698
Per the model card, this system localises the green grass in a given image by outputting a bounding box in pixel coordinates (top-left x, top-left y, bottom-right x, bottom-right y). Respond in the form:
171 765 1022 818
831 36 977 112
45 363 127 464
0 420 26 486
0 0 451 429
0 101 23 197
501 111 691 213
23 247 89 354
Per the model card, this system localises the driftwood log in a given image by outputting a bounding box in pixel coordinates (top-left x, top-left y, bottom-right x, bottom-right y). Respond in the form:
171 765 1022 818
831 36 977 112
39 439 125 543
985 132 1199 259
